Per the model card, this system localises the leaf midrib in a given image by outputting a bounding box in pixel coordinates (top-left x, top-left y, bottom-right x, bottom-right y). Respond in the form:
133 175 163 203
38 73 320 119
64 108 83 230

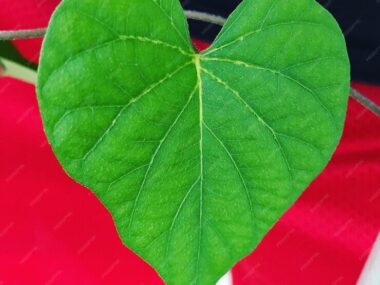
194 54 204 284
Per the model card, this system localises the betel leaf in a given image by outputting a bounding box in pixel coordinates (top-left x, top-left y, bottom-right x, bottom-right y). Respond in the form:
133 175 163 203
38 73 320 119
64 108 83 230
37 0 350 284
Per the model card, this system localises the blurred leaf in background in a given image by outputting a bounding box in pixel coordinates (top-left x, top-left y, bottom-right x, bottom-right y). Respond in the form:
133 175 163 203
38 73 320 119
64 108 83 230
0 0 60 64
0 41 37 70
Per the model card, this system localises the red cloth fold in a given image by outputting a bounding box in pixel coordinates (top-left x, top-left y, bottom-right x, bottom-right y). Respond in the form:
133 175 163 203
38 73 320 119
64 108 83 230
0 73 379 285
0 5 379 283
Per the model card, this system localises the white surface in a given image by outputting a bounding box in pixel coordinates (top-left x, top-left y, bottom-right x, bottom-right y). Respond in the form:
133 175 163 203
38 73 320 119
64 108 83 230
214 233 380 285
357 233 380 285
217 271 233 285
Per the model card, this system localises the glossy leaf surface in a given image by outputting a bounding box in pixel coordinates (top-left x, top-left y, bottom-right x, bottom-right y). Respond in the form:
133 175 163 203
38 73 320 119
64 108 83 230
37 0 350 284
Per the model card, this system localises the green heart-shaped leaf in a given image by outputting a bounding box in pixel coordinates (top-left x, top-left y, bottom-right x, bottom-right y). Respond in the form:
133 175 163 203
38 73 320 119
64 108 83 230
37 0 350 284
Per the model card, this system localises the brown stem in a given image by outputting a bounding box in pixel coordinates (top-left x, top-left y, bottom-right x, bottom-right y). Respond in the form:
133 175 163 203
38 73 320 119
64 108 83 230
0 28 47 41
0 11 378 116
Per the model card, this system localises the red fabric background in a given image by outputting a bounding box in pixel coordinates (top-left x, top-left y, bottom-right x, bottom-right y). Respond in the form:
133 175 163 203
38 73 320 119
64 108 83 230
0 2 379 284
1 70 379 285
0 0 60 64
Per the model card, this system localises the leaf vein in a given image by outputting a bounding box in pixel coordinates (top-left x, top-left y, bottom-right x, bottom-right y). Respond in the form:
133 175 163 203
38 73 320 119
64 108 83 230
205 21 339 55
127 83 199 233
150 0 190 47
201 67 294 182
43 37 190 91
203 123 255 226
53 105 124 133
202 57 338 131
165 177 201 257
81 61 193 161
195 54 204 285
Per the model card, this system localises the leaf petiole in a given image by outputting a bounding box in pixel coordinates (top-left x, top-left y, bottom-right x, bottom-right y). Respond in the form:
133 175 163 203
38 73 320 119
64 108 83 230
0 57 37 84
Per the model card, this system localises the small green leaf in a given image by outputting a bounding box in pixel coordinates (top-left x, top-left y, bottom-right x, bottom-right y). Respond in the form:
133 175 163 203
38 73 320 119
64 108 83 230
37 0 350 284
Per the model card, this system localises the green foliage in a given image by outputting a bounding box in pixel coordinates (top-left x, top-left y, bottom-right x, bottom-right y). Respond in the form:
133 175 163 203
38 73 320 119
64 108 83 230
0 41 38 70
37 0 350 284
